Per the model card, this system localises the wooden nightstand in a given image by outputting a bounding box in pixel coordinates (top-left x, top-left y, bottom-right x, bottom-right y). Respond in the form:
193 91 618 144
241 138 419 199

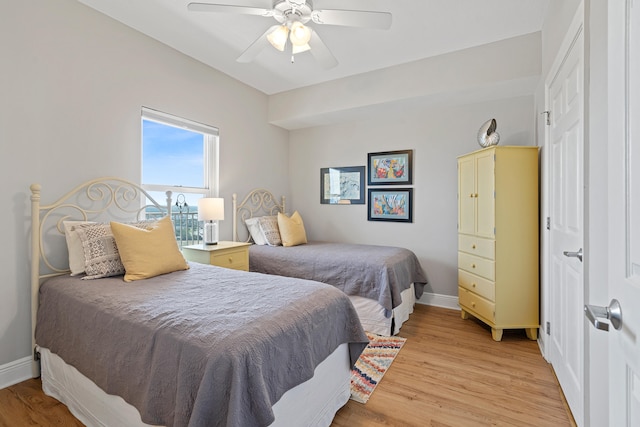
182 241 251 271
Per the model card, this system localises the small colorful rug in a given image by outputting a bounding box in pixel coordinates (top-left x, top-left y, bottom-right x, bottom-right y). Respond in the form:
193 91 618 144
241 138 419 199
350 332 407 403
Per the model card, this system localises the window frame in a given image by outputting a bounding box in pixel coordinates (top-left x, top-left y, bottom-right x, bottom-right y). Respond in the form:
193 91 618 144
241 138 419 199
140 107 219 200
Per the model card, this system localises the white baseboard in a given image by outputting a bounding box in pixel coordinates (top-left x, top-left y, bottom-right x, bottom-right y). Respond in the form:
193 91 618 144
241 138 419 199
0 356 33 390
417 292 460 310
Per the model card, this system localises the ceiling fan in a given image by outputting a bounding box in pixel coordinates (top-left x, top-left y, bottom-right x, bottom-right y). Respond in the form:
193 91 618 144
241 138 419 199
187 0 392 68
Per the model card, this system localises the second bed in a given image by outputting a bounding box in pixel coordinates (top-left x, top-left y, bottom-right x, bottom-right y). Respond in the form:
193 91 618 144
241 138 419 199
233 189 428 336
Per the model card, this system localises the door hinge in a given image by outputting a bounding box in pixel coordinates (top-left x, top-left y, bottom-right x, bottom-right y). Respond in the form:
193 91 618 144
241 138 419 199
546 321 551 335
546 217 550 230
541 111 551 126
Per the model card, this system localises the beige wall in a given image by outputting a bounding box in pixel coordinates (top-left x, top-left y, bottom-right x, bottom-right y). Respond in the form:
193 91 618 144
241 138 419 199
0 0 289 370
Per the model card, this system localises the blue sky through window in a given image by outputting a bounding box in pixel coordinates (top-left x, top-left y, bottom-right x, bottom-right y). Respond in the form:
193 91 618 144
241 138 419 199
142 119 204 188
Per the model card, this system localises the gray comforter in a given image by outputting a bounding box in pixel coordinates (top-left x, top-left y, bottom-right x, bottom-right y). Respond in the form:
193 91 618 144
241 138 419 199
35 262 368 427
249 242 428 316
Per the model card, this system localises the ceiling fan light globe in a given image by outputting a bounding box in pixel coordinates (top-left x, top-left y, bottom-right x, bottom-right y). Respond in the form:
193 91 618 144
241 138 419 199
267 25 289 51
289 21 311 46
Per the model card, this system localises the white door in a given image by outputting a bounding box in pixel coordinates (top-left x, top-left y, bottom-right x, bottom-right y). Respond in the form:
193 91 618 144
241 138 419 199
599 1 640 425
547 25 585 426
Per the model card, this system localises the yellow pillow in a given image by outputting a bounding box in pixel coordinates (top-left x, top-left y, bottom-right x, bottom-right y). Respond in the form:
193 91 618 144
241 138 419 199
277 211 308 247
110 216 189 282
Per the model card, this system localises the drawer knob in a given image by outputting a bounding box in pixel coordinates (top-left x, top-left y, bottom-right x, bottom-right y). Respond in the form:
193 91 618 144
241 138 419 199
472 244 476 249
472 283 476 288
472 302 476 308
228 257 233 263
471 263 476 269
469 193 474 198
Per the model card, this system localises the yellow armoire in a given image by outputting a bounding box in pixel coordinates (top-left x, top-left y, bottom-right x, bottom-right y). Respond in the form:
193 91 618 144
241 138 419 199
457 146 539 341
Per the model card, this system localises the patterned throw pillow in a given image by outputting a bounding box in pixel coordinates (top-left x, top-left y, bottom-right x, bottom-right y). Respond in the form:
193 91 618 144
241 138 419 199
258 216 282 246
74 220 157 280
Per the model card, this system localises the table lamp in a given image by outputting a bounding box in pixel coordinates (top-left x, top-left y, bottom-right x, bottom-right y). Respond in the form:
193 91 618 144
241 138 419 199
198 197 224 245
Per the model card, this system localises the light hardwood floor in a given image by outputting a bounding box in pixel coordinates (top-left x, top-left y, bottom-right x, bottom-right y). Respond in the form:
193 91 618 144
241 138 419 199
0 304 575 427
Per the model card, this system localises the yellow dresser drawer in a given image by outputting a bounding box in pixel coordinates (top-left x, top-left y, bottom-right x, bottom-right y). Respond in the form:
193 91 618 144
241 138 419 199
459 286 495 323
458 269 495 302
458 234 495 260
210 248 248 270
458 252 495 281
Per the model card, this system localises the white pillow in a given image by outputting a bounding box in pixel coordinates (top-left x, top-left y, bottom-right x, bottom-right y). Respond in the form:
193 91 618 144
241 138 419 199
63 220 95 276
244 217 267 245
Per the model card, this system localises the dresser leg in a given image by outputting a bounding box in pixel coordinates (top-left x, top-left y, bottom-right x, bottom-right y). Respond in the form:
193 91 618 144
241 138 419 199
491 328 503 341
525 328 538 340
460 309 469 320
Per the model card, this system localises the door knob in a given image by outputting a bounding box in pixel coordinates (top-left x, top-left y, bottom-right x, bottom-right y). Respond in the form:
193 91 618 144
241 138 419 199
584 299 622 331
563 247 583 262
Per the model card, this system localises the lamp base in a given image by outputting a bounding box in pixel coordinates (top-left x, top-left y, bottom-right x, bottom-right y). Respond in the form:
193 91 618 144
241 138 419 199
203 221 218 246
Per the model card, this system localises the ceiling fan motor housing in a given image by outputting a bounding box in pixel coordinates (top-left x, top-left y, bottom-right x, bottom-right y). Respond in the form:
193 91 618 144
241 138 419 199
273 0 313 25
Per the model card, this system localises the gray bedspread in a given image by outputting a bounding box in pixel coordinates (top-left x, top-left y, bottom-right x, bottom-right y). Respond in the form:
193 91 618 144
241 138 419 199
249 242 428 316
35 262 368 427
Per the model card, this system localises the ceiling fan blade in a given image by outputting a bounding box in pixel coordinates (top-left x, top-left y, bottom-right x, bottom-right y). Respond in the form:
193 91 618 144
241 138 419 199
311 9 392 29
237 25 279 63
187 2 273 17
309 30 338 69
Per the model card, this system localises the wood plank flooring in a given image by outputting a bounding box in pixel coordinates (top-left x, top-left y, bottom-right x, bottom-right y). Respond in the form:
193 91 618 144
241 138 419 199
0 304 574 427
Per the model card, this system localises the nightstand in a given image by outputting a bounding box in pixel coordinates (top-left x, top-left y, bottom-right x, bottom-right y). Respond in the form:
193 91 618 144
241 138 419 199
182 241 252 271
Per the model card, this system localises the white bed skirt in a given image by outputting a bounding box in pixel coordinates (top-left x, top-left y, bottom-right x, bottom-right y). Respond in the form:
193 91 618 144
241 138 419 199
349 283 416 336
39 343 351 427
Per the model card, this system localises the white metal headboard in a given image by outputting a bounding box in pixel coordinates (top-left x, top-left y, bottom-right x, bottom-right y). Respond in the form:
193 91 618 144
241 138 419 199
29 177 172 376
232 189 286 242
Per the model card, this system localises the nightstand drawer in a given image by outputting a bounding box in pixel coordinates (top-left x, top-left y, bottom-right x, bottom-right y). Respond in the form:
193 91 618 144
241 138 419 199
459 286 495 323
458 252 495 281
458 235 495 260
458 269 495 302
210 248 248 270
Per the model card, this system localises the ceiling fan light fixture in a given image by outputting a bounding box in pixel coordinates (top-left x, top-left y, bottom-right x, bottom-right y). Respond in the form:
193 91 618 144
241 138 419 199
289 21 311 46
292 43 310 54
267 25 289 51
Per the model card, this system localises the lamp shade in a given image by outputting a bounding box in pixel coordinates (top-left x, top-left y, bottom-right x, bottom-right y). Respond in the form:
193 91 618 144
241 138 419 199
289 21 311 46
198 198 225 221
267 25 289 51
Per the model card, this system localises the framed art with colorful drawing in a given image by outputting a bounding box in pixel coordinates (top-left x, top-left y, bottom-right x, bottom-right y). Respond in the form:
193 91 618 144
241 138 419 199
367 188 413 222
367 149 413 185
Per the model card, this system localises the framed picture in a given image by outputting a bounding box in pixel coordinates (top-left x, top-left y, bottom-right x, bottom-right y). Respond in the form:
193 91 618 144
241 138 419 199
367 149 413 185
320 166 365 204
368 188 413 222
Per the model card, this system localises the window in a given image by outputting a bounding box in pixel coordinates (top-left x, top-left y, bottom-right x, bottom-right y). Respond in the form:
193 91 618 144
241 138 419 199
141 107 219 245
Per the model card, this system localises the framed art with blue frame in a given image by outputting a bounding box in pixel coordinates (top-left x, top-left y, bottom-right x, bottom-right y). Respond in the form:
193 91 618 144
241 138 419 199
367 188 413 222
320 166 365 204
367 149 413 185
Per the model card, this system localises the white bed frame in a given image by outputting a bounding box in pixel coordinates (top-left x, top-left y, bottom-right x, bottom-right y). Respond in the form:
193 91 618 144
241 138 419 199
30 177 351 427
232 188 416 336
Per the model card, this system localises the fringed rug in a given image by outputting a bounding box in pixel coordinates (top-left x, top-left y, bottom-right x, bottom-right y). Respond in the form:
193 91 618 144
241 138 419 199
350 332 406 403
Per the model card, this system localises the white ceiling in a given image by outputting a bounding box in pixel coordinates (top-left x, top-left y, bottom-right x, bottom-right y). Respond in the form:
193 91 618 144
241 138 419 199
78 0 550 95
